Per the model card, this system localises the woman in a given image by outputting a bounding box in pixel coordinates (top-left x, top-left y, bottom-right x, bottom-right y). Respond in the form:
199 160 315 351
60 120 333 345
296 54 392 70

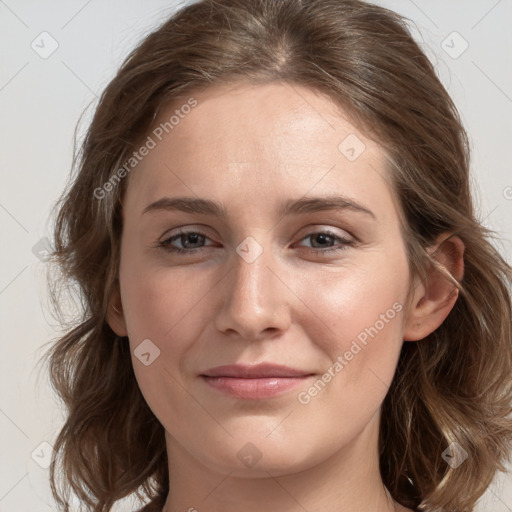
44 0 512 511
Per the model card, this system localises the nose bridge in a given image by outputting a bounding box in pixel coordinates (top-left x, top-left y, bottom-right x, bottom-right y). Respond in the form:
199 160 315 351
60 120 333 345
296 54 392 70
214 236 290 339
232 246 272 306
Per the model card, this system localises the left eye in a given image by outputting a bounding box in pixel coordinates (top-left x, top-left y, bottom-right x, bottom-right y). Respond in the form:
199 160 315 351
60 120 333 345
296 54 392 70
295 231 354 253
157 229 354 255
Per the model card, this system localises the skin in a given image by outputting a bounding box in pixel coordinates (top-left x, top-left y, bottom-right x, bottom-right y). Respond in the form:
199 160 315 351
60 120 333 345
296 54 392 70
107 81 464 512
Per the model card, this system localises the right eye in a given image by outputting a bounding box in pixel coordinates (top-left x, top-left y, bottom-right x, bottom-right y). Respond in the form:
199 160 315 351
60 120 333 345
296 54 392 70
158 230 216 254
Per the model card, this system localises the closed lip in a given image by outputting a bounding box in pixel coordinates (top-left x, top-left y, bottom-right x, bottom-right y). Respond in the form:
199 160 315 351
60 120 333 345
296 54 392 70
200 363 315 378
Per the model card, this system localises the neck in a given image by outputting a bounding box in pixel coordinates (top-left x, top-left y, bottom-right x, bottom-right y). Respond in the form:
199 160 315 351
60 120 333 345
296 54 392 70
161 411 399 512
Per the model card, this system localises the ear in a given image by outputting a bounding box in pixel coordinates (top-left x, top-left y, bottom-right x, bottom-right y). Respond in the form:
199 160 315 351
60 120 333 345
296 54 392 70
106 283 128 337
403 233 465 341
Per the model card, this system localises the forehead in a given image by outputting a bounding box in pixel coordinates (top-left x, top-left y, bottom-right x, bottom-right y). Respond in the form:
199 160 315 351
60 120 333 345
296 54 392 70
124 81 398 223
151 81 367 156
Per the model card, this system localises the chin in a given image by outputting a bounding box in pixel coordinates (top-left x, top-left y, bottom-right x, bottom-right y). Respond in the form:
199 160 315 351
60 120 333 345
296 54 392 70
191 432 328 478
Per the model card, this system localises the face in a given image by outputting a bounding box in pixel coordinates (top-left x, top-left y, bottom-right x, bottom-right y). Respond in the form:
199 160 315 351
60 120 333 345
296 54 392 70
114 81 414 477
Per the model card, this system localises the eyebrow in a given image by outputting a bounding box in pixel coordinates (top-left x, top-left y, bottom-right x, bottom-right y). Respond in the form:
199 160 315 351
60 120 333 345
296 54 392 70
142 195 376 220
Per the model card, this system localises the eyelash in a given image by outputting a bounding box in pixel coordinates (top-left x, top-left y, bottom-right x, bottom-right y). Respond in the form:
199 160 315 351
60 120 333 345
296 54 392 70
157 229 355 255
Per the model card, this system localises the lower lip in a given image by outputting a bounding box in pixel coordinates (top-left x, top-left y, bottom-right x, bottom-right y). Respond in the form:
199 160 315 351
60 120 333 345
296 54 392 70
201 376 313 399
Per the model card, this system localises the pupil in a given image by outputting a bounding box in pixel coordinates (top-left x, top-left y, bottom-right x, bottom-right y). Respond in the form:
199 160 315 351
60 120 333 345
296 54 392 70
184 233 201 247
314 234 332 247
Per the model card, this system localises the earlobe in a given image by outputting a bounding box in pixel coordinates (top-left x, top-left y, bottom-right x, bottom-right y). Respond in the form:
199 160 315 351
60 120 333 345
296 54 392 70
403 233 465 342
106 287 128 337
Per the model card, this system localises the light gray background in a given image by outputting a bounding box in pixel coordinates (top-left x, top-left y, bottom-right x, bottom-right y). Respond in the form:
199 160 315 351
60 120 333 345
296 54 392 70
0 1 511 511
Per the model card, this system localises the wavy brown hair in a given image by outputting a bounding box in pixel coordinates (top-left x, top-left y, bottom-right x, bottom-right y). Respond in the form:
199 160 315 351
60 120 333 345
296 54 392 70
41 0 512 510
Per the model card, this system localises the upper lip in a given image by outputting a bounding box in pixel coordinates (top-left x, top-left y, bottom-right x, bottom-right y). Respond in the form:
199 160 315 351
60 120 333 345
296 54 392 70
201 363 314 378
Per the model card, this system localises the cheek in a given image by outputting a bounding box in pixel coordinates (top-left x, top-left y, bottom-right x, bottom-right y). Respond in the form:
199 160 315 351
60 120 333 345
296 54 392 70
119 262 208 428
296 247 409 393
119 247 211 343
300 247 408 341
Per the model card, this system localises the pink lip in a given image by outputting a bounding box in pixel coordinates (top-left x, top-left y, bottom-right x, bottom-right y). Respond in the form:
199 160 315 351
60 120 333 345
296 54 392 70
200 363 315 399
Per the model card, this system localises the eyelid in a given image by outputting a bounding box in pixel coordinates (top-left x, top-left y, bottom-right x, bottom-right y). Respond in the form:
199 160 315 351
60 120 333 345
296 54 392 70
158 224 215 244
294 229 352 244
294 225 353 242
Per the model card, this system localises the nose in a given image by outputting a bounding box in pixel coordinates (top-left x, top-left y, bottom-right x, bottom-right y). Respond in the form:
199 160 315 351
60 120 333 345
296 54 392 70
214 242 292 341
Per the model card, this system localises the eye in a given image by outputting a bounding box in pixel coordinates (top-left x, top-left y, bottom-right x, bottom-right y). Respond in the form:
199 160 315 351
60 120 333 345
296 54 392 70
156 228 355 256
158 230 214 254
294 230 355 254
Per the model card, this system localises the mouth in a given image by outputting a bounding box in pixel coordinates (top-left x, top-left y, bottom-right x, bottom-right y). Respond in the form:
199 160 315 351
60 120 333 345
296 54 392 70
200 363 316 399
